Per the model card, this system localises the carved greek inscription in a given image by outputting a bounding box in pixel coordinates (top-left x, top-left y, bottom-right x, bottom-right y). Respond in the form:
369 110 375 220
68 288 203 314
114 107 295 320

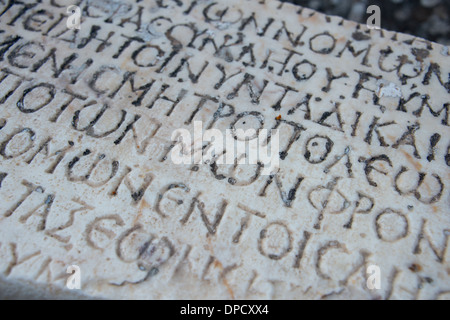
0 0 448 299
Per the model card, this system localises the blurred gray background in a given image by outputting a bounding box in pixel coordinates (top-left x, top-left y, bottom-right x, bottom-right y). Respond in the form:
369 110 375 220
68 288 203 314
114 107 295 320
283 0 450 44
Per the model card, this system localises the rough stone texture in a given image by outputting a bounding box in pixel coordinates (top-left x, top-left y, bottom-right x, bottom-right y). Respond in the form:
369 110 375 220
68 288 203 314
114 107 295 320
0 0 449 299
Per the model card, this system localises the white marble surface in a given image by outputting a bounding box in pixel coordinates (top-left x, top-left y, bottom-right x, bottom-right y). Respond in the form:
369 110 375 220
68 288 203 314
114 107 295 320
0 0 448 299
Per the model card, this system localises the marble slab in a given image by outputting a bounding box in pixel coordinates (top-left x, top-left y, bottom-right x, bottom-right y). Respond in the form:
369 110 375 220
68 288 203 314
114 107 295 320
0 0 449 299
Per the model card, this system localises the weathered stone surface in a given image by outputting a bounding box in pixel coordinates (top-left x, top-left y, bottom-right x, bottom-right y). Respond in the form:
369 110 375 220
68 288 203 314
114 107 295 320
0 0 448 299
